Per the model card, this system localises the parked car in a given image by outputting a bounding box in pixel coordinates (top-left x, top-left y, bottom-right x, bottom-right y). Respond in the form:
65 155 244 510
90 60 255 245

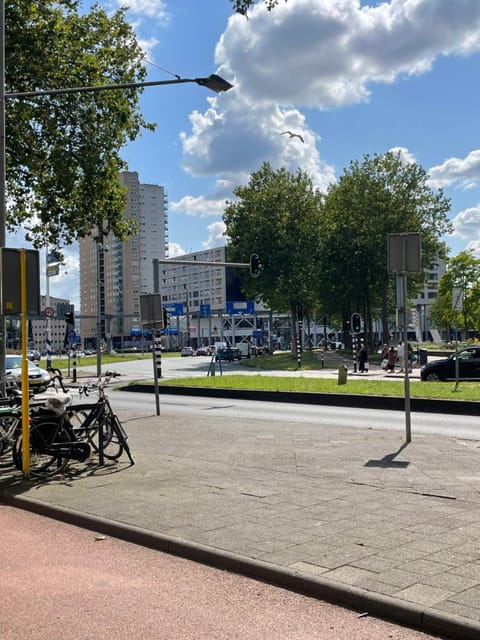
6 354 51 391
181 346 194 357
26 349 41 361
195 346 210 356
215 347 242 361
420 346 480 381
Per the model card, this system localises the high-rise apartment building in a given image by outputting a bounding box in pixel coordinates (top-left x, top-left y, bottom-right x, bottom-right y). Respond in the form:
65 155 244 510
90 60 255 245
79 171 168 348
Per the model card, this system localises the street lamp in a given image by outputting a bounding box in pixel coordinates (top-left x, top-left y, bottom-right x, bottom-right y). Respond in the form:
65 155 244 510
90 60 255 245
0 2 233 386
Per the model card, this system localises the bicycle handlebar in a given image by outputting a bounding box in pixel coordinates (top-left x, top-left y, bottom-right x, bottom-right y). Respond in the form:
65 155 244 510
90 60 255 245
47 367 67 392
78 371 121 397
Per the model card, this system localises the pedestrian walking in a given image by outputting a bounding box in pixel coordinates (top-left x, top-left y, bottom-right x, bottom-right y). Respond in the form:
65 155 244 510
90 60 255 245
381 344 389 370
386 346 397 372
358 345 368 373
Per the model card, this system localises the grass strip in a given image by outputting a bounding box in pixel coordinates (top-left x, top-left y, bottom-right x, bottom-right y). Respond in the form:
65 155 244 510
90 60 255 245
159 374 480 401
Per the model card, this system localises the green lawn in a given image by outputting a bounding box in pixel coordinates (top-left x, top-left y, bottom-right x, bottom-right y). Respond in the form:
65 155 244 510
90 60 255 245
158 374 480 400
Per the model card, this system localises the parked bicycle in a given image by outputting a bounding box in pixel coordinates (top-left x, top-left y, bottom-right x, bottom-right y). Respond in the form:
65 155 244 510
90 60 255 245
10 369 134 477
66 371 134 465
0 402 21 469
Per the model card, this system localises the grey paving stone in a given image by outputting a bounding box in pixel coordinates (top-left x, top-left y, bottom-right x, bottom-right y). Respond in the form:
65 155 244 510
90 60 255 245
395 583 455 607
426 549 480 567
435 599 480 622
423 571 480 593
374 568 420 589
322 565 378 586
402 558 450 576
449 586 480 609
289 561 330 576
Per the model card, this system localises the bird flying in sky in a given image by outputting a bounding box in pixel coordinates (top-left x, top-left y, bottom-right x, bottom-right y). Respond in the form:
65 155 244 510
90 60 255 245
280 130 304 143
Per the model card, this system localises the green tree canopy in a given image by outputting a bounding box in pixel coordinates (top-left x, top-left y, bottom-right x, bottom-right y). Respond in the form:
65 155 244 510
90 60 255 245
223 162 324 333
6 0 153 248
430 251 480 338
317 151 452 345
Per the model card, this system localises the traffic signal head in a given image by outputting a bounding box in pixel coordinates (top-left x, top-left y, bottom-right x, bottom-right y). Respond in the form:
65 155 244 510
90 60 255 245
65 310 74 325
249 253 261 278
162 306 170 329
351 312 362 334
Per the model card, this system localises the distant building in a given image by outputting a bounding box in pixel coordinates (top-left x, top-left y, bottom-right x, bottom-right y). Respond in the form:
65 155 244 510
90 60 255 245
27 296 72 354
411 257 447 341
79 171 168 349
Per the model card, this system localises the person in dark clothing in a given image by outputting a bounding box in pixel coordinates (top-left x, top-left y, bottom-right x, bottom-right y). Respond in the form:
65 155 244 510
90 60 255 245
358 345 368 373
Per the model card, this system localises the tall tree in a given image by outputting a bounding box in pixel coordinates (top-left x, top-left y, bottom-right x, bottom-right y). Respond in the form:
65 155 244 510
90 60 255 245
317 152 452 347
6 0 153 248
223 162 324 351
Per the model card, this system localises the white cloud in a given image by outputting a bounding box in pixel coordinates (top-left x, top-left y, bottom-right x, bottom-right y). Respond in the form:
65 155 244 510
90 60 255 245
113 0 169 20
168 242 186 257
176 0 480 218
428 150 480 189
451 205 480 240
388 146 416 164
203 222 227 249
176 94 335 216
466 240 480 257
216 0 480 109
170 193 228 217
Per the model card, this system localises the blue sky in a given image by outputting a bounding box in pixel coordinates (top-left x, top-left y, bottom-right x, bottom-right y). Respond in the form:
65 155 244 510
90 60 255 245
15 0 480 305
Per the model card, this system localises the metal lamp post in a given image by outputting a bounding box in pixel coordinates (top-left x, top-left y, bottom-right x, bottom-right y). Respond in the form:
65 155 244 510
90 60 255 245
0 0 233 386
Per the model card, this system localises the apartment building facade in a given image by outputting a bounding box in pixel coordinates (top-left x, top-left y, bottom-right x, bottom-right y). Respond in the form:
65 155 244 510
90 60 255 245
411 256 447 342
79 171 168 349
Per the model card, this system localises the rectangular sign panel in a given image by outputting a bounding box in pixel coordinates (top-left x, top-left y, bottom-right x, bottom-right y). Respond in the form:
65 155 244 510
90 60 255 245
140 293 164 328
226 300 255 315
387 233 422 274
200 303 211 317
163 302 184 316
1 248 40 315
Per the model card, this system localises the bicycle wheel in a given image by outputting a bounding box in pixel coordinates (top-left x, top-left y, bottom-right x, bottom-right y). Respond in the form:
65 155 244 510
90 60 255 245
0 415 21 469
14 419 73 477
97 415 124 460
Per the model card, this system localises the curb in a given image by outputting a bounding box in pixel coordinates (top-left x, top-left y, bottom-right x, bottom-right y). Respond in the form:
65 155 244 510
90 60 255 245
123 383 480 416
2 492 480 640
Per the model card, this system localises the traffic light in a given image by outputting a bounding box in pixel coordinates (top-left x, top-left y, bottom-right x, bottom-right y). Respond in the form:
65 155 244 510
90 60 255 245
65 310 74 325
162 306 170 330
351 312 362 334
249 253 261 278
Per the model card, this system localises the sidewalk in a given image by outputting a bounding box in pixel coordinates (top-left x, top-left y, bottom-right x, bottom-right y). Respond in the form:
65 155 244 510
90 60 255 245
2 407 480 638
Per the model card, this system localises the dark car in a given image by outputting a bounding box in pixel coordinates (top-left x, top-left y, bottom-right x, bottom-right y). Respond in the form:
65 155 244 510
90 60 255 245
420 346 480 381
215 347 242 362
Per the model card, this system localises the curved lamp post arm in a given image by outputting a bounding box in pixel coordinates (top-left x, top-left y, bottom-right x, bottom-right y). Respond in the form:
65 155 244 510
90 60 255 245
5 74 233 100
